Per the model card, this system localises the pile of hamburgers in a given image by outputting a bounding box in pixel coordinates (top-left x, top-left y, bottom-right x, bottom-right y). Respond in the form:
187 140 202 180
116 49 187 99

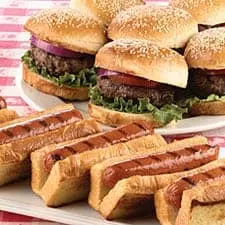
21 0 225 128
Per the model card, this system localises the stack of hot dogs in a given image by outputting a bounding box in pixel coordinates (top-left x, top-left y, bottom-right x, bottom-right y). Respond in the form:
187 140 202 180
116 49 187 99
0 101 224 225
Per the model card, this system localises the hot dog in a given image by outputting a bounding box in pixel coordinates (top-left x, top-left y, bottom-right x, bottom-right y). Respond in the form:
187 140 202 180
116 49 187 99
103 145 218 189
88 136 219 219
155 159 225 225
32 121 166 206
44 122 154 172
0 104 101 186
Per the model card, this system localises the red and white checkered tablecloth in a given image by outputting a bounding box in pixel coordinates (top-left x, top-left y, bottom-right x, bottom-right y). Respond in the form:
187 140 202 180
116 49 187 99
0 0 224 224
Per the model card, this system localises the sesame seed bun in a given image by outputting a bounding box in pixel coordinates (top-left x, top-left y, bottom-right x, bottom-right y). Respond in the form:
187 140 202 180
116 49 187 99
24 8 107 55
185 28 225 70
22 63 89 100
70 0 144 26
169 0 225 26
95 39 188 88
108 5 198 49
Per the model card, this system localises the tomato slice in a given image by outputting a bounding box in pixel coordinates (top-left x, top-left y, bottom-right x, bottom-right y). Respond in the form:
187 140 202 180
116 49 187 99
109 73 159 88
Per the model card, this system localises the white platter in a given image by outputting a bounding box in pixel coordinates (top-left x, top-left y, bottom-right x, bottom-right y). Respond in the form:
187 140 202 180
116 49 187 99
17 69 225 136
0 149 224 225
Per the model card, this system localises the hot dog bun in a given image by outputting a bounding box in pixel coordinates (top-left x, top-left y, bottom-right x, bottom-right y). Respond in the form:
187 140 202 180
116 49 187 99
99 158 221 220
37 130 166 206
89 136 208 211
0 104 101 186
155 159 225 225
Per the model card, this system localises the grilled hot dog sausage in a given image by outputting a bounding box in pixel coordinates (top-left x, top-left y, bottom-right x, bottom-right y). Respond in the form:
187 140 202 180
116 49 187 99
103 145 219 188
0 109 83 145
165 165 225 208
44 121 154 172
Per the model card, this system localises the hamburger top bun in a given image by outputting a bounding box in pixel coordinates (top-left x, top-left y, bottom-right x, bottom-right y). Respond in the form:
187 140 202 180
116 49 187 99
185 27 225 70
108 5 198 49
95 39 188 88
169 0 225 26
24 8 107 55
70 0 144 26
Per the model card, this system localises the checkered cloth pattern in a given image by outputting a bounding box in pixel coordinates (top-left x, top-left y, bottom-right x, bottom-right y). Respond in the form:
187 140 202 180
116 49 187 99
0 0 224 224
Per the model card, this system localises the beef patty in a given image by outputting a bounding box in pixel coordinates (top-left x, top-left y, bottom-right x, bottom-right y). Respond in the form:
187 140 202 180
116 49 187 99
31 44 94 76
190 72 225 98
98 77 176 107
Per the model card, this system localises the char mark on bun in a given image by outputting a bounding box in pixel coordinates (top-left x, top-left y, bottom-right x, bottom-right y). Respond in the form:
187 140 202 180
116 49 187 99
184 28 225 115
22 8 107 100
89 39 189 127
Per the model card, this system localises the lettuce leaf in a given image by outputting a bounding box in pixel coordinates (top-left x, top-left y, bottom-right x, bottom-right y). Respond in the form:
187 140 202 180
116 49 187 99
89 86 187 125
21 51 97 88
178 94 225 108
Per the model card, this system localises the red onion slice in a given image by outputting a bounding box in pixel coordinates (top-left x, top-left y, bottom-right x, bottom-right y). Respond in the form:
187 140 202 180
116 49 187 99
30 36 86 58
98 68 121 77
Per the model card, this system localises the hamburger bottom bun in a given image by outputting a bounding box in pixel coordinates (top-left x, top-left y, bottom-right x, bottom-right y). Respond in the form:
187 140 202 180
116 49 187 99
95 39 188 88
88 103 162 128
23 63 89 101
189 101 225 116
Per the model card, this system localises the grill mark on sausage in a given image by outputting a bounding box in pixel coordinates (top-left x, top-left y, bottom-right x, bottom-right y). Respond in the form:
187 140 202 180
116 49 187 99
133 122 149 131
117 129 129 136
166 151 179 158
22 125 31 132
165 164 225 208
54 115 65 123
2 130 14 138
203 172 214 179
64 146 76 154
186 147 198 153
101 135 113 144
133 159 144 166
150 155 161 161
39 120 48 128
83 140 95 149
182 177 196 186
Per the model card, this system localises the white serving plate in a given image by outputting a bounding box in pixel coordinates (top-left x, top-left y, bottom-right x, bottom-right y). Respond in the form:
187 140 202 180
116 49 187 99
0 149 224 225
17 69 225 136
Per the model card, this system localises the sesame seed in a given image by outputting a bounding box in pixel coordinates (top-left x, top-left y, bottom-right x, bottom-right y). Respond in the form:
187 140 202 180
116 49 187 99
105 39 179 60
169 0 213 10
185 27 225 60
93 0 144 23
28 7 104 31
109 5 195 35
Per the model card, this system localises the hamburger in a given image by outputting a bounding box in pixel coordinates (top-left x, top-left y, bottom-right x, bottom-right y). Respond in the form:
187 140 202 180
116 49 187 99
22 8 107 100
184 27 225 115
88 39 188 127
108 5 198 54
169 0 225 32
70 0 144 26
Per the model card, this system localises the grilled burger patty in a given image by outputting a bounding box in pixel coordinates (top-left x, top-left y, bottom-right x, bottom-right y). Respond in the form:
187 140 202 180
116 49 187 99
190 73 225 98
30 44 95 76
98 77 176 107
